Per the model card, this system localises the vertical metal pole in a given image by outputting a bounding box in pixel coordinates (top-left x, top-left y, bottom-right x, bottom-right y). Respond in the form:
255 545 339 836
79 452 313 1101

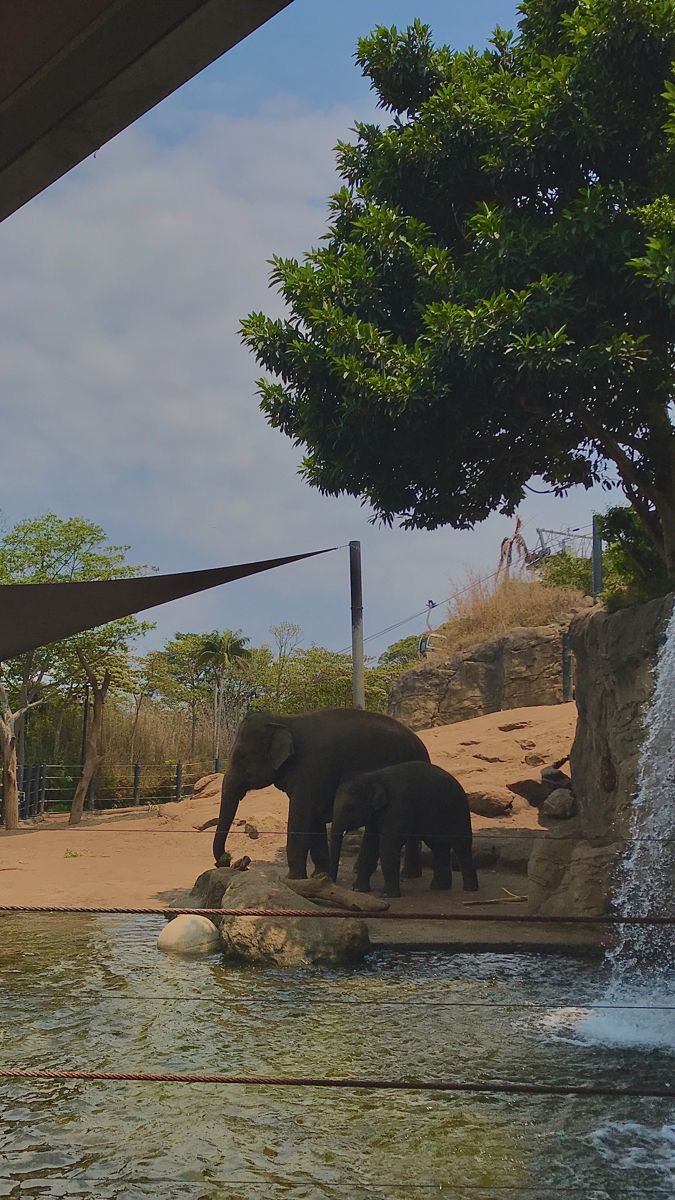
38 765 46 815
133 763 141 806
349 541 366 709
561 632 573 702
175 761 183 801
592 514 603 598
87 778 94 812
215 756 221 774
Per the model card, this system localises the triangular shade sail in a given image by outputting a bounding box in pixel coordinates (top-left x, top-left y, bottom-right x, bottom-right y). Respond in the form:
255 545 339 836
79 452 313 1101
0 549 335 662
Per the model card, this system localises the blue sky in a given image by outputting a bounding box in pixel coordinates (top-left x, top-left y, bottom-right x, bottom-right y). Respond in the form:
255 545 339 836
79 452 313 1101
0 0 608 659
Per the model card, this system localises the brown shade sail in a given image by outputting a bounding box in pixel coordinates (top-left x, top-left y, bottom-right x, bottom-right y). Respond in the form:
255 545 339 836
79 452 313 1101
0 549 335 662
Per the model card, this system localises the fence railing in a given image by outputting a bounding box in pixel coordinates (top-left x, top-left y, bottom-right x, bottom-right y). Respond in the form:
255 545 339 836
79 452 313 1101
0 760 222 822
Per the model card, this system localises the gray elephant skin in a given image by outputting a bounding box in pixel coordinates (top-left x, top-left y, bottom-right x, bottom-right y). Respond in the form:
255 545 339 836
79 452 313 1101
199 709 430 879
329 761 479 898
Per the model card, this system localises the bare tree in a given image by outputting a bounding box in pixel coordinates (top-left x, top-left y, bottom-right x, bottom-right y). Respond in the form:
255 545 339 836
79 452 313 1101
270 622 302 710
0 674 43 831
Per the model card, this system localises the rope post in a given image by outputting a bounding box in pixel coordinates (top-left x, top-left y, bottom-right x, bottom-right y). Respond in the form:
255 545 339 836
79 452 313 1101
561 631 573 702
175 761 183 801
214 756 221 774
133 763 141 806
38 764 46 815
349 541 365 710
591 514 603 597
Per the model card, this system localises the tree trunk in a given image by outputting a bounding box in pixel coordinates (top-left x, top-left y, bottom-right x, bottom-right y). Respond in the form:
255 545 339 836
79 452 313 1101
69 655 110 826
0 679 43 831
0 718 19 831
129 692 144 765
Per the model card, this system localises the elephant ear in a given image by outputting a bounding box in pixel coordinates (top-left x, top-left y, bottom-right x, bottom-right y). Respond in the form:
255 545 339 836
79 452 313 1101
370 781 389 812
268 724 294 771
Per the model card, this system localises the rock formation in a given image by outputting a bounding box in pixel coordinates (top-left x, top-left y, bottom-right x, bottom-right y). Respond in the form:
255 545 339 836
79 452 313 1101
389 625 570 730
529 594 674 916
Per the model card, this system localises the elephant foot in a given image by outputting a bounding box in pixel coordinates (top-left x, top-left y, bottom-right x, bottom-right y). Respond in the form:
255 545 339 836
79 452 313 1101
384 887 402 899
353 880 371 894
430 876 452 891
462 880 479 893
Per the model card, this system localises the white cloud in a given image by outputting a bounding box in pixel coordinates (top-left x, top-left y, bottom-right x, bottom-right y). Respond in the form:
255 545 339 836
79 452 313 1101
0 97 606 655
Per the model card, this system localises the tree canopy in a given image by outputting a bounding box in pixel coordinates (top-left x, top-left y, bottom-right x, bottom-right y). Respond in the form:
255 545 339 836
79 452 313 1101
242 1 675 575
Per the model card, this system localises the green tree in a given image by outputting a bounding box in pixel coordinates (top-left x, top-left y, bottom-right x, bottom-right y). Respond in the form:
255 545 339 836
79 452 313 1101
242 4 675 576
196 630 251 760
155 633 211 756
378 634 420 668
0 515 151 827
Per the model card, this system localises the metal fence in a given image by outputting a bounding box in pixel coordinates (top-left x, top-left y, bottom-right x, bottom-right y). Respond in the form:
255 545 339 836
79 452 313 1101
0 759 222 822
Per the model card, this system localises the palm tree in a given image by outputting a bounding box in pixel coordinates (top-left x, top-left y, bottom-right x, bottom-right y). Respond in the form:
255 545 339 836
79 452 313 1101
196 630 251 761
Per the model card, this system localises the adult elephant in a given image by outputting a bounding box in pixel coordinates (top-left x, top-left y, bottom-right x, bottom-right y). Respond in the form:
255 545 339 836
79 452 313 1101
198 709 429 879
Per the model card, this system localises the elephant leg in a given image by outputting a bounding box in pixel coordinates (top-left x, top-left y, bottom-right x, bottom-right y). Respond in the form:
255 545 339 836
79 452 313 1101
454 836 479 892
401 838 422 878
426 838 452 891
379 834 403 898
354 823 380 892
308 825 330 877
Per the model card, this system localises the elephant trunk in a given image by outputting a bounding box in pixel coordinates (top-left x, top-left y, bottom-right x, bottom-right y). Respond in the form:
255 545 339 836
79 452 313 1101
212 770 247 863
329 823 345 883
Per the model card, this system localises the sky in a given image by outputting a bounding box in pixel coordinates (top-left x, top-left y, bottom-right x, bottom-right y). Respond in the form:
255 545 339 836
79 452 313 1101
0 0 608 659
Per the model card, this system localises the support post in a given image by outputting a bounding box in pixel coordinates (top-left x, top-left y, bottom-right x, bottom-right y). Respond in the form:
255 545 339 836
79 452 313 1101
38 765 46 814
175 761 183 801
592 514 603 598
349 541 365 710
133 763 141 806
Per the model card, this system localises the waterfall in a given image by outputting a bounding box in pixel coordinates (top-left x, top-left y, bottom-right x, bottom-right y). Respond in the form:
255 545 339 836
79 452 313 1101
584 602 675 1049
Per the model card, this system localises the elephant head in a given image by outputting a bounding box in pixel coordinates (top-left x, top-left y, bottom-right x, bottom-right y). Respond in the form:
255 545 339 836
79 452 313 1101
329 774 387 882
212 712 295 862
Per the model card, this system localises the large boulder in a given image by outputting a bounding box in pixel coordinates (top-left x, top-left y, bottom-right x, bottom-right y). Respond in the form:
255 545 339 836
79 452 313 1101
541 788 577 820
219 866 370 966
157 915 220 955
528 826 622 917
389 624 573 731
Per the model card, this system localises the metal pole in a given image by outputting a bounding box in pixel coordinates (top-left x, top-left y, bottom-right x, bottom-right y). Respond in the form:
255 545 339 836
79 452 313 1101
591 514 603 598
133 763 141 806
38 765 46 815
175 761 183 801
349 541 366 709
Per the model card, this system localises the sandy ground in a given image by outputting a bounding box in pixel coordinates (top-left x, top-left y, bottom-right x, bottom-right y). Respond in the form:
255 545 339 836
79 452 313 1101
1 704 601 947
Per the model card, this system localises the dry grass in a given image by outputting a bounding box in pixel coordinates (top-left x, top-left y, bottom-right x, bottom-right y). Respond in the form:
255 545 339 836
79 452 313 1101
432 573 584 659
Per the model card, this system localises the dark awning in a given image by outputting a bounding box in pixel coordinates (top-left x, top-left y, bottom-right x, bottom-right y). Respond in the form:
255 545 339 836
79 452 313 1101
0 548 334 661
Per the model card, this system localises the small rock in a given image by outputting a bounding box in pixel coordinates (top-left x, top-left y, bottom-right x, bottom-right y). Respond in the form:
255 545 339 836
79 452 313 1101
231 855 251 871
507 779 553 807
460 740 480 746
499 722 531 732
466 787 514 818
472 753 506 763
157 915 220 956
541 789 577 820
541 766 573 791
524 753 545 767
519 740 537 750
244 823 260 840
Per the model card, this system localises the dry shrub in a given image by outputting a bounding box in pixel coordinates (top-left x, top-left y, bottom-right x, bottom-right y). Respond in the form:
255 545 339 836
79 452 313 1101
434 573 584 658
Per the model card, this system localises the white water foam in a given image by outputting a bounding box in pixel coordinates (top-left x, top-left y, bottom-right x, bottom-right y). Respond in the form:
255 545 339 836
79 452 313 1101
583 603 675 1051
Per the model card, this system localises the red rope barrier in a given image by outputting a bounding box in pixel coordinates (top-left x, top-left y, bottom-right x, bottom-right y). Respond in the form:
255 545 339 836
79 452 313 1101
0 1067 670 1098
0 905 670 924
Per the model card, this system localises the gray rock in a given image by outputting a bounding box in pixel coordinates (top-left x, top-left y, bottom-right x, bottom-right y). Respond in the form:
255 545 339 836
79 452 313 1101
528 826 623 917
542 788 577 820
219 866 370 966
388 623 579 730
157 915 220 956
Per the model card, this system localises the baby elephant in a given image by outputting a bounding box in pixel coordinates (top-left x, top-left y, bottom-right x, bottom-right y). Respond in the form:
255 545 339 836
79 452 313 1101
329 761 479 898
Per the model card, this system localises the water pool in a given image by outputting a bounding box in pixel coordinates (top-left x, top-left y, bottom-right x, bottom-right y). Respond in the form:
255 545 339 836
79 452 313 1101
0 915 673 1199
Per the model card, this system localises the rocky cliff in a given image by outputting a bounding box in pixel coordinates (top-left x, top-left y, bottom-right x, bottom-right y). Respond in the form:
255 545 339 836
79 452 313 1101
388 624 570 731
528 593 674 916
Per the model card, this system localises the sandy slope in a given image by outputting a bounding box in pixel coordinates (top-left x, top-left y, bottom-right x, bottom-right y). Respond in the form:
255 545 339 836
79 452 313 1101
0 704 576 909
